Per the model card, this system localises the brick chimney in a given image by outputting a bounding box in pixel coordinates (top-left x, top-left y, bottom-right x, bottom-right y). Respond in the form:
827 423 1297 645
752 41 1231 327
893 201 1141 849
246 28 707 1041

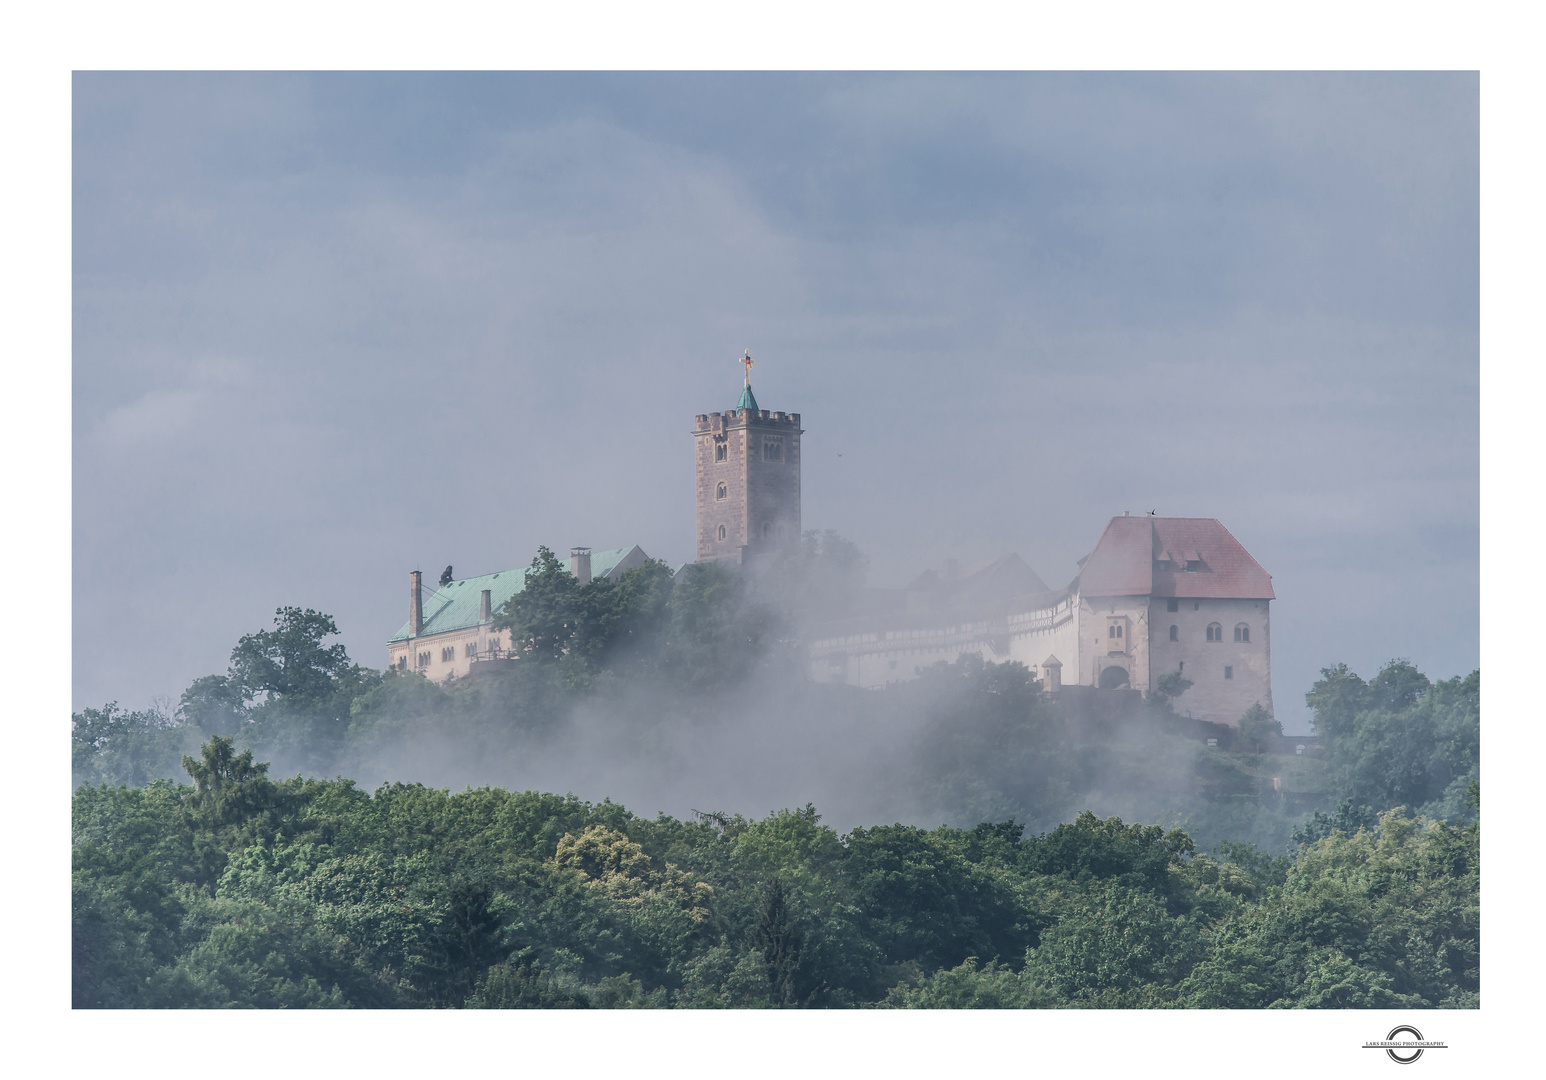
410 570 424 635
570 546 592 585
480 588 492 623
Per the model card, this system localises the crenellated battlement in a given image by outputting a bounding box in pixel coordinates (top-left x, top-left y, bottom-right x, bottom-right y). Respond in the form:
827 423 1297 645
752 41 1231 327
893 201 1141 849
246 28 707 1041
694 409 801 433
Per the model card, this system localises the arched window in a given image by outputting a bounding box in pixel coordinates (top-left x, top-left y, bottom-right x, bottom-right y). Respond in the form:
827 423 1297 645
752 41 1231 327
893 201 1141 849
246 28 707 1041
1169 624 1178 641
715 443 727 462
1206 623 1223 643
1234 623 1250 642
717 524 727 541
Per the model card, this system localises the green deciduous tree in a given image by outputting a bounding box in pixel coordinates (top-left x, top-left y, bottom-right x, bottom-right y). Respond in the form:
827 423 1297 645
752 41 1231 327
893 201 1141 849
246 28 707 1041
228 607 354 706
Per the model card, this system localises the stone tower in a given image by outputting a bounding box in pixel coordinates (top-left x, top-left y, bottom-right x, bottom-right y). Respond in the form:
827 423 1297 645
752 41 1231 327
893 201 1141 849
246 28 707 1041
693 352 802 563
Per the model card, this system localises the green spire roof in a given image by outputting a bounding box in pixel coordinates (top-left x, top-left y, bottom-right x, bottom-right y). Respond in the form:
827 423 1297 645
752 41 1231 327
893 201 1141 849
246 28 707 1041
737 382 759 412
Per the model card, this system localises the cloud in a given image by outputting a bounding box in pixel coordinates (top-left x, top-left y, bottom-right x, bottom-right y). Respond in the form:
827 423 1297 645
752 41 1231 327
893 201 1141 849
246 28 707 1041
72 73 1477 736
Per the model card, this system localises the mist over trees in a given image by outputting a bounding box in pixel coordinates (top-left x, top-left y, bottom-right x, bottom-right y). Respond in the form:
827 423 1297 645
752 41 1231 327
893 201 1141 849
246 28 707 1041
72 536 1480 1008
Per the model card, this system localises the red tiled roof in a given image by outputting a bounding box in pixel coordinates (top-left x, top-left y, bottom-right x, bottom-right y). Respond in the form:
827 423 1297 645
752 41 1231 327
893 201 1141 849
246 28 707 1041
1078 516 1274 600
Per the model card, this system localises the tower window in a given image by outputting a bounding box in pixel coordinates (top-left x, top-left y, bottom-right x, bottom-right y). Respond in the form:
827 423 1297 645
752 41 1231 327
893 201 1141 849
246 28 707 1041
1234 623 1250 642
717 524 727 541
715 443 727 462
1166 599 1179 612
1169 625 1178 641
763 439 783 462
1224 665 1233 679
1206 623 1223 643
715 481 727 501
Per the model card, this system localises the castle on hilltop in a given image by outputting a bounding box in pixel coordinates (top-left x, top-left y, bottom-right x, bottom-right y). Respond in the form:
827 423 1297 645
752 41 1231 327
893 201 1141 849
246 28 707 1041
803 514 1275 726
389 353 1275 726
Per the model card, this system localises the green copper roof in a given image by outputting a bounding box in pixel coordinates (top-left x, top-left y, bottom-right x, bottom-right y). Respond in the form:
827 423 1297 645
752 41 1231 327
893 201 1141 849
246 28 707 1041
737 382 759 412
387 546 646 644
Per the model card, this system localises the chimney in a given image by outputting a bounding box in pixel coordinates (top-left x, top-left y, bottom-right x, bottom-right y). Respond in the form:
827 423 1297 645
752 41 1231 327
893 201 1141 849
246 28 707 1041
409 570 423 635
480 589 492 623
1041 654 1063 693
570 546 592 585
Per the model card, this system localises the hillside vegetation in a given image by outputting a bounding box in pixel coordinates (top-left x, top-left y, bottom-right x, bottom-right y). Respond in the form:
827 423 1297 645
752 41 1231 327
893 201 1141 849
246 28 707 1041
73 543 1479 1008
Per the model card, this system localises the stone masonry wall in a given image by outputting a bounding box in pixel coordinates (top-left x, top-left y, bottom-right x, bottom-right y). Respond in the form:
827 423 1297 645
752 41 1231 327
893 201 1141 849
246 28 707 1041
694 407 801 562
1148 596 1272 726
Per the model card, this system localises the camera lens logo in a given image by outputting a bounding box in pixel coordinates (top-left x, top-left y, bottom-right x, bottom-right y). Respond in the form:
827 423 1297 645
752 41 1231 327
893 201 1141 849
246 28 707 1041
1362 1025 1447 1064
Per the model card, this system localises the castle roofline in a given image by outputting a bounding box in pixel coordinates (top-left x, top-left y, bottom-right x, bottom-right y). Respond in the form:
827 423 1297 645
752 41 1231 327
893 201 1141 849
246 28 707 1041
388 545 648 643
1078 516 1274 600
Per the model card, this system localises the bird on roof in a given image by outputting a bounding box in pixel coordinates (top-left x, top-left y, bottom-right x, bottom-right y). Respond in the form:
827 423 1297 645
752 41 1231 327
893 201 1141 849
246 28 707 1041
439 565 453 587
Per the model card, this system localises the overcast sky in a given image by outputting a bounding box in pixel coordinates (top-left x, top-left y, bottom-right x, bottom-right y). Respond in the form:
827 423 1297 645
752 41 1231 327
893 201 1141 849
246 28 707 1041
73 72 1477 732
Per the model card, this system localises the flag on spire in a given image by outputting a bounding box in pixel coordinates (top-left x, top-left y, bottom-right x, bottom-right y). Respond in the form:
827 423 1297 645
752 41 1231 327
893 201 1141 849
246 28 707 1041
737 349 759 411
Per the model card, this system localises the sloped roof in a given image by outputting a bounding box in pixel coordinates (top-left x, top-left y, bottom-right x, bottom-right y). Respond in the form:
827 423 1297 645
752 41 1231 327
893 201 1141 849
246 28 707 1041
904 553 1051 609
387 546 647 643
1078 517 1273 600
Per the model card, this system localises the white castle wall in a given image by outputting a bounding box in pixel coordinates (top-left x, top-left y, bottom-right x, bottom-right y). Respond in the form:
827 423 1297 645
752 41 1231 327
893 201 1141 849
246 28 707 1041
808 588 1273 726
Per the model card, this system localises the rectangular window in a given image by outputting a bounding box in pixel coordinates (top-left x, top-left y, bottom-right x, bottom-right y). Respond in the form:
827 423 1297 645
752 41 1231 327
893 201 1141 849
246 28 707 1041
1224 666 1233 679
763 439 783 461
1166 599 1179 612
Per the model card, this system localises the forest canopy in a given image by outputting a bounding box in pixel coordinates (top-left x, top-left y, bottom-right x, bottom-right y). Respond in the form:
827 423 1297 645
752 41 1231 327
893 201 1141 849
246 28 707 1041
72 542 1479 1008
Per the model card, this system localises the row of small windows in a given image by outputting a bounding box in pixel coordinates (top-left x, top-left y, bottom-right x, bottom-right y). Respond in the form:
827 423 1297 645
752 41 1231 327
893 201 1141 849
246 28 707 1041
401 637 505 670
1170 622 1251 643
711 438 785 464
714 522 790 543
